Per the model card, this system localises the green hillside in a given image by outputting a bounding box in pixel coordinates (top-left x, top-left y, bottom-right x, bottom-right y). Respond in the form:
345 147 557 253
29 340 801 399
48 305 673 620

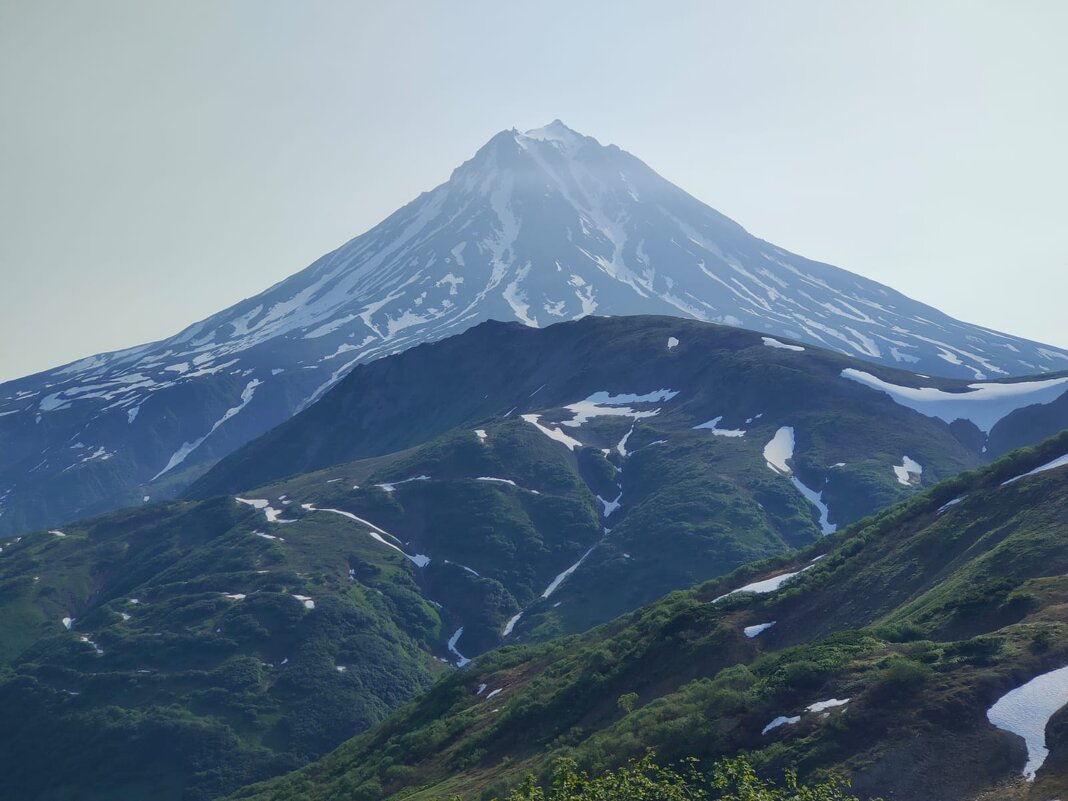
3 315 1067 801
226 431 1068 801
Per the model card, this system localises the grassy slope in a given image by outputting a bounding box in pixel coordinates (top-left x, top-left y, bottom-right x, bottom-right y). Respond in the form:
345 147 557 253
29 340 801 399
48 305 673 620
0 423 614 801
225 431 1068 801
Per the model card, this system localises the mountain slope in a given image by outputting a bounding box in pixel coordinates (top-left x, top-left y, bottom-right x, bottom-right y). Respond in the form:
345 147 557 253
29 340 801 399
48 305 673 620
4 121 1067 536
224 431 1068 801
4 319 1067 800
0 422 610 801
191 314 1068 499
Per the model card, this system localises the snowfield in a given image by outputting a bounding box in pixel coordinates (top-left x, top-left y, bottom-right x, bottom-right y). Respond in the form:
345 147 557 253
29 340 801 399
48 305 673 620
841 369 1068 433
763 427 836 533
807 698 849 713
560 389 679 428
235 497 295 523
762 715 800 735
693 416 745 437
713 565 814 602
788 476 836 535
301 503 430 567
744 622 776 638
447 627 471 667
520 414 583 450
763 427 795 474
987 664 1068 780
892 455 923 486
1001 452 1068 486
762 336 805 352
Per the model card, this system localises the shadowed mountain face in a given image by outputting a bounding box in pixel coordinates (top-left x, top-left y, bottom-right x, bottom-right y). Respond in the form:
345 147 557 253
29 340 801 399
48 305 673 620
3 120 1066 536
191 315 1068 502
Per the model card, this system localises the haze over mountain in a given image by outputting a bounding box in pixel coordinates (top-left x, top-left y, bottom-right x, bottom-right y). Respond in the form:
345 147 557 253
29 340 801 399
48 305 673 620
2 121 1066 536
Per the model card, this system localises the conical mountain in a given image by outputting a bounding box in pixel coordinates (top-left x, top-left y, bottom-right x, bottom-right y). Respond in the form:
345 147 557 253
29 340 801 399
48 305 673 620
2 120 1065 534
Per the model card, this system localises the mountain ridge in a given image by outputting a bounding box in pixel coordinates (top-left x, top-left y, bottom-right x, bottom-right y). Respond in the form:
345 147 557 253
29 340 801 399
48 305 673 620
3 120 1066 537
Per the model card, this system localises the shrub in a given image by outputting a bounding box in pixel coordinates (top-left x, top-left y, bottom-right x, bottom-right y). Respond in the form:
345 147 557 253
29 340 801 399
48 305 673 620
868 657 932 702
466 752 876 800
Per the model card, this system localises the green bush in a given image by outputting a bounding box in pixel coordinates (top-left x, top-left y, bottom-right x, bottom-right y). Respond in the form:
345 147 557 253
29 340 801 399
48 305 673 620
868 657 932 702
463 752 876 801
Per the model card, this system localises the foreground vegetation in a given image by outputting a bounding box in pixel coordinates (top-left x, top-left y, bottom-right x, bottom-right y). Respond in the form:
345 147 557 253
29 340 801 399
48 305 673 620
476 753 874 801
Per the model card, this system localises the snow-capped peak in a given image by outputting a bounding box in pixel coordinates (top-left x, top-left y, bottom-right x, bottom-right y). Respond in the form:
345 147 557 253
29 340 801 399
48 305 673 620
3 120 1067 536
516 119 589 156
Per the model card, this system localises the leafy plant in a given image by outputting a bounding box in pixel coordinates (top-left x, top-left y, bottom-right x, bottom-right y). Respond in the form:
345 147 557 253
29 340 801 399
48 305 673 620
460 753 875 801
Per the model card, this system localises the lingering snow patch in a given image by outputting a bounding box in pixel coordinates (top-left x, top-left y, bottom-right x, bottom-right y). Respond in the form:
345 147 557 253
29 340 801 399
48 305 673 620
476 476 516 487
763 427 795 474
598 493 622 518
153 379 261 479
762 336 805 352
503 264 538 327
789 476 837 535
292 594 315 610
501 612 523 637
744 622 776 638
78 635 104 655
841 369 1068 433
302 504 429 567
936 496 963 514
222 593 246 601
62 616 73 630
762 715 801 735
560 389 679 428
987 664 1068 780
235 497 295 523
474 429 488 442
375 475 430 493
807 698 850 712
616 425 634 456
444 559 480 577
521 414 583 450
485 688 503 700
49 530 66 537
713 565 814 603
476 683 487 695
893 455 923 486
447 627 471 667
693 416 745 437
667 336 679 350
1001 453 1068 486
541 545 597 599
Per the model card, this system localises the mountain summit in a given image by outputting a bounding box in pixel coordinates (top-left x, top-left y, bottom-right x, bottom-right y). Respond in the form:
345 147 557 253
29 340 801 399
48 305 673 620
2 121 1066 534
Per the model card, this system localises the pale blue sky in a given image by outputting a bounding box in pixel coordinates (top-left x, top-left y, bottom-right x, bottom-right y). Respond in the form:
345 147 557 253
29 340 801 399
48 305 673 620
2 1 1066 381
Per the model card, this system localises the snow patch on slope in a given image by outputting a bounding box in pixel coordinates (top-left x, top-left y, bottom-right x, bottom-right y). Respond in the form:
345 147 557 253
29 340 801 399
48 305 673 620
987 664 1068 780
841 369 1068 433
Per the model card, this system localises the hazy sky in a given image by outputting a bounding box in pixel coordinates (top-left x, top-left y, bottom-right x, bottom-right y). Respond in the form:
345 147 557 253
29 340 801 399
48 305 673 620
2 1 1066 382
